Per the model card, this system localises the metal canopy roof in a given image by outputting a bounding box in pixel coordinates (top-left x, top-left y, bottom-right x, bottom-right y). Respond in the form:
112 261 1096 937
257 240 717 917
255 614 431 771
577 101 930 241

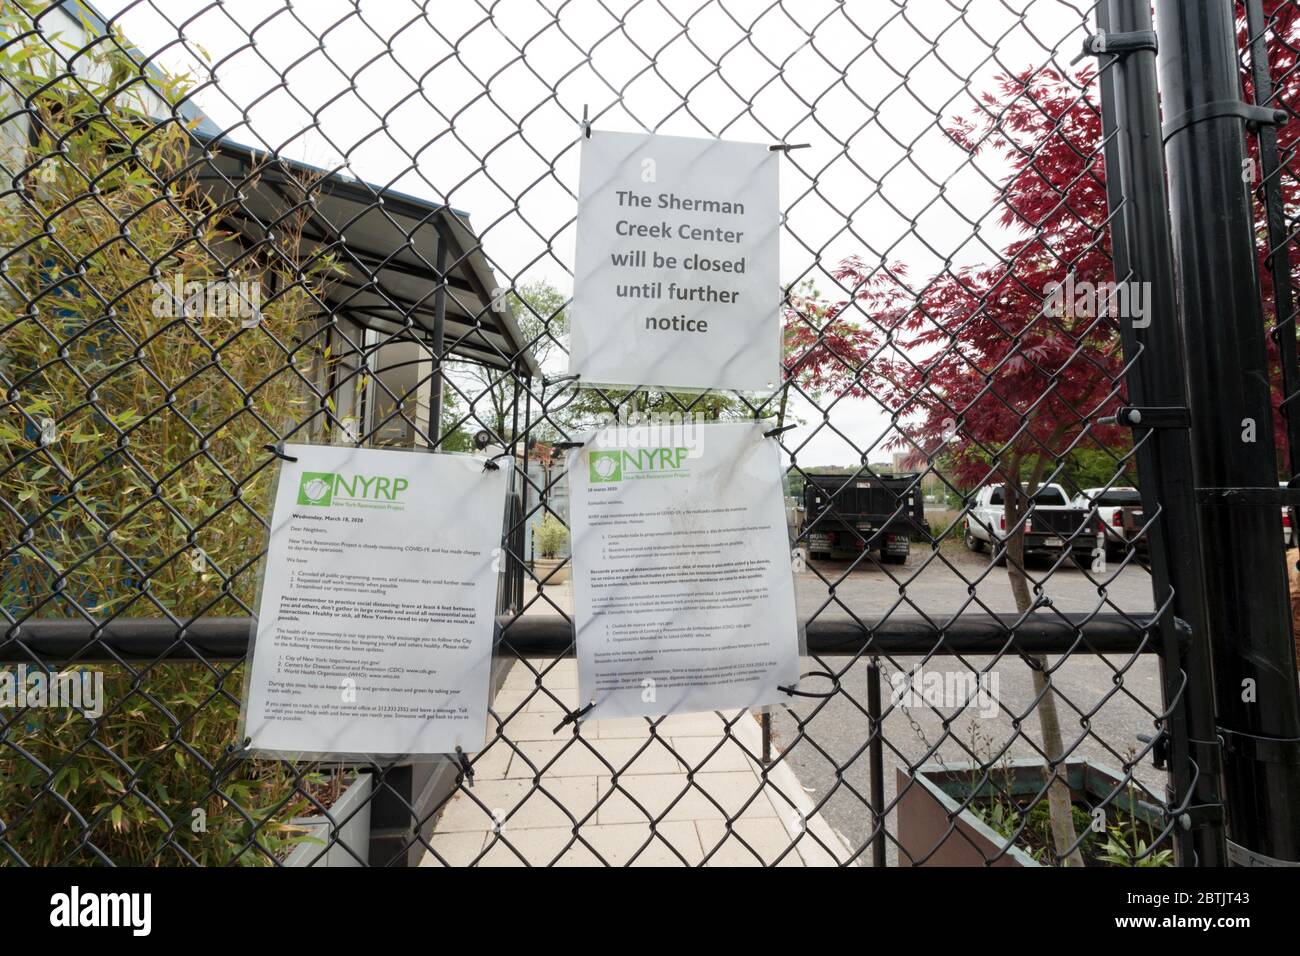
62 0 539 375
192 138 539 377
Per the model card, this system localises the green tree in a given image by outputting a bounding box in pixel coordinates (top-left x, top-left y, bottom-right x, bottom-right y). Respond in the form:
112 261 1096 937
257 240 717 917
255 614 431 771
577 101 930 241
454 279 568 444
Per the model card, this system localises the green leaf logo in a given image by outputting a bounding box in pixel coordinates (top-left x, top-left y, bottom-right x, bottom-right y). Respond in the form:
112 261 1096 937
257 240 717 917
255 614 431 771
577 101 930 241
297 472 335 505
589 452 621 483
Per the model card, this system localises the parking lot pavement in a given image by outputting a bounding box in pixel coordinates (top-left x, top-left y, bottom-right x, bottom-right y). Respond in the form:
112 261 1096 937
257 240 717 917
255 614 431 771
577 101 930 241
775 545 1165 863
796 542 1155 620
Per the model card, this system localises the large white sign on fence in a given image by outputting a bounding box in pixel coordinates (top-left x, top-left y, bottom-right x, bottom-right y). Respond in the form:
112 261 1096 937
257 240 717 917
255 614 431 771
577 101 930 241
567 421 800 720
240 444 507 757
569 130 781 392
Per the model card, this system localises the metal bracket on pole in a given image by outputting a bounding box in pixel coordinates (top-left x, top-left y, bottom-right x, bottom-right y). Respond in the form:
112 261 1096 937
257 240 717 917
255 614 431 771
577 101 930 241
1072 29 1157 64
1163 99 1288 142
1100 405 1190 429
1177 803 1227 830
1220 727 1300 766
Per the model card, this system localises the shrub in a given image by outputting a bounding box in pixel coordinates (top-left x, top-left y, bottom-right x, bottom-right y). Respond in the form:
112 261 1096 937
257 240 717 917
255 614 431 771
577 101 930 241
1 4 338 864
532 514 568 559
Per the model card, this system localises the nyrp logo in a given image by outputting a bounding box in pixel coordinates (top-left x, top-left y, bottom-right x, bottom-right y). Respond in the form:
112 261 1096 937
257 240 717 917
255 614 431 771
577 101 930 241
589 452 622 483
298 472 336 505
296 471 409 509
589 448 689 482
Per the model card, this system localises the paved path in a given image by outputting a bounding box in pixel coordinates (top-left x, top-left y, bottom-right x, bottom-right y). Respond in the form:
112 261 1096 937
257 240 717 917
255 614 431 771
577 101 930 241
420 658 855 866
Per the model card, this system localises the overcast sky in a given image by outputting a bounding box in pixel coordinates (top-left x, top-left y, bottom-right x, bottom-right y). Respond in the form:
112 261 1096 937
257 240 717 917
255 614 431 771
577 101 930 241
92 0 1094 465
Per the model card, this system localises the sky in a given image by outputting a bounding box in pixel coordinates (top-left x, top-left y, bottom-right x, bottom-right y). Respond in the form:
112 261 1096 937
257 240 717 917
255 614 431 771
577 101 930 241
90 0 1096 465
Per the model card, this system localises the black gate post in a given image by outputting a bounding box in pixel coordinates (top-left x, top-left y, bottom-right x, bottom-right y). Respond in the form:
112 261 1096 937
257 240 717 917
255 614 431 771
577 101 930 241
1155 0 1300 864
1095 0 1226 866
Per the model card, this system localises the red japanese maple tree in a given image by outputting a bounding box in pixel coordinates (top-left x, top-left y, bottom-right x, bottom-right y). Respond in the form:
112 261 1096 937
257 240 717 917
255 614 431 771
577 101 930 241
781 3 1300 860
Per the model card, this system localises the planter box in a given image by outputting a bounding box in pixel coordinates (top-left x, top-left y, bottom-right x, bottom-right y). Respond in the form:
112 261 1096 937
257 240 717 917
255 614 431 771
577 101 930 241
531 557 570 584
896 757 1161 867
284 773 372 867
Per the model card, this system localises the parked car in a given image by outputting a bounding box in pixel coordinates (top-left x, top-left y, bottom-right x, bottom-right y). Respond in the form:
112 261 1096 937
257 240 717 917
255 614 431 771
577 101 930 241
1070 486 1146 558
803 472 924 565
964 483 1101 566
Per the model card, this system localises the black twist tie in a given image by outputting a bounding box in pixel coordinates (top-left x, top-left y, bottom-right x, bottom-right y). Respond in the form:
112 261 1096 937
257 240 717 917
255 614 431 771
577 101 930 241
764 423 797 438
264 442 298 462
552 701 596 734
779 670 840 699
482 450 512 472
454 746 475 786
213 737 252 779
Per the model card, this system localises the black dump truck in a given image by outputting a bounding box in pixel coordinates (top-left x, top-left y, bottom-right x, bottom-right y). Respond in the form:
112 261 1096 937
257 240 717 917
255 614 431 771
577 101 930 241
801 472 925 565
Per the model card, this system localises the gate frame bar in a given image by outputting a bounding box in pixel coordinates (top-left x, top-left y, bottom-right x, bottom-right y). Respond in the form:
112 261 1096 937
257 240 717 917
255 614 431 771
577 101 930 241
1095 0 1227 866
1154 0 1300 864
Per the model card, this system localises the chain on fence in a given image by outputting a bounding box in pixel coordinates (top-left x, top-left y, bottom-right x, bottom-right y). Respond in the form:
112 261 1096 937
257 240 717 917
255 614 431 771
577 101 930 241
1 0 1291 867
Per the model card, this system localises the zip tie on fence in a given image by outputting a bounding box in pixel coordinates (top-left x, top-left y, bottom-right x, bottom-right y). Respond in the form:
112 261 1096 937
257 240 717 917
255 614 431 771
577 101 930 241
454 746 475 786
263 442 298 462
552 440 586 451
543 372 580 387
769 142 811 152
213 737 252 778
482 450 513 472
552 701 596 734
764 423 797 439
580 104 592 139
1019 652 1046 672
778 670 840 699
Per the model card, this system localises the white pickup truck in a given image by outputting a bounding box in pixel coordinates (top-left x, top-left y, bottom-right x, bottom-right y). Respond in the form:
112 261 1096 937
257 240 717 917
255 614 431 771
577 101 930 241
964 483 1102 565
1070 486 1145 558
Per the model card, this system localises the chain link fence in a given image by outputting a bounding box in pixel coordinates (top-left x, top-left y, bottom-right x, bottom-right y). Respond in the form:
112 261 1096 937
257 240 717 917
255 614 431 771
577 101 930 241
1 0 1292 867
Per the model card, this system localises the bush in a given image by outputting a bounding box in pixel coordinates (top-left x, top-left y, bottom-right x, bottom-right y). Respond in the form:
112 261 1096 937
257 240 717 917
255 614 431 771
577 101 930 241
532 514 568 559
0 5 338 864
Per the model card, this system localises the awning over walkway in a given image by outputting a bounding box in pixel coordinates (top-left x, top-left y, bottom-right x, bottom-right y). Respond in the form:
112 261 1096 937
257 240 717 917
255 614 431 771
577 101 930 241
192 135 539 377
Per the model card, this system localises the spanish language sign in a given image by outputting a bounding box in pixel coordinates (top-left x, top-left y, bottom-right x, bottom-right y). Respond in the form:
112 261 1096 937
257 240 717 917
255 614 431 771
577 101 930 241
568 421 800 720
240 444 507 757
569 130 780 392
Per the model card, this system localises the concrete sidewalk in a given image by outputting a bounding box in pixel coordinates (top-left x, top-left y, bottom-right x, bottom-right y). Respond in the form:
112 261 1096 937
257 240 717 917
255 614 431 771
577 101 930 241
420 655 855 866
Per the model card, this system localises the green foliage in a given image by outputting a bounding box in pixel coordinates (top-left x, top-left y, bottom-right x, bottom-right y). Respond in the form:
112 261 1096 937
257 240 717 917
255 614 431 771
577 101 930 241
970 780 1172 867
532 513 568 558
453 279 569 445
0 4 333 864
1060 447 1137 498
1097 826 1174 867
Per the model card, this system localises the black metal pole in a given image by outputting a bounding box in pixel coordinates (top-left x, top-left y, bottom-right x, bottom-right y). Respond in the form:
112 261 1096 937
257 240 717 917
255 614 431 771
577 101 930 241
867 658 885 868
1096 0 1226 866
3 612 1169 662
429 237 448 448
1156 0 1300 864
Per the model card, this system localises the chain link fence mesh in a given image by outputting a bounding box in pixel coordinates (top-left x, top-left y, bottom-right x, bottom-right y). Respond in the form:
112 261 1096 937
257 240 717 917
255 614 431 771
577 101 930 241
1 0 1288 866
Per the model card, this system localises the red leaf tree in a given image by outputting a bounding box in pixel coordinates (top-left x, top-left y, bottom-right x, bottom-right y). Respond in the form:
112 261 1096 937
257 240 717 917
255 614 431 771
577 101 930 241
784 8 1300 863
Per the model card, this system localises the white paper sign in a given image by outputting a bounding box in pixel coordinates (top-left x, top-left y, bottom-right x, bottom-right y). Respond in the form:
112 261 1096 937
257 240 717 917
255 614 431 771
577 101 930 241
570 130 780 392
241 444 507 757
568 422 800 720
